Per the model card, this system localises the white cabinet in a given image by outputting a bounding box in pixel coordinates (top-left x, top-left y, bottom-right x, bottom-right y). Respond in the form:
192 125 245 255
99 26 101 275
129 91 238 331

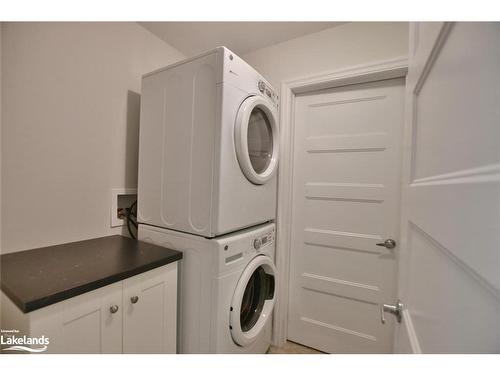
122 264 177 353
1 262 178 354
32 282 123 354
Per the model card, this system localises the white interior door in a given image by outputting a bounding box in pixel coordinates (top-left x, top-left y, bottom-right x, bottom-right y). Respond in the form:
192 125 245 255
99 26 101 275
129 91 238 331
395 22 500 354
288 78 405 353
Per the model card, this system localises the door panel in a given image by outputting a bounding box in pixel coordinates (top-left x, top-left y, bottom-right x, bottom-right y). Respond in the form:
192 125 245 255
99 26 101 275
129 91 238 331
406 224 500 352
306 199 385 234
61 308 102 353
122 263 177 354
307 152 385 183
30 282 123 354
306 94 392 136
60 282 123 354
395 22 500 353
288 78 405 353
302 243 393 291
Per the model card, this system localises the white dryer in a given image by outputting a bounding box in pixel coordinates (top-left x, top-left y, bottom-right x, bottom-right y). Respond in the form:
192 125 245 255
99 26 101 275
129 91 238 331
138 222 277 354
138 47 279 237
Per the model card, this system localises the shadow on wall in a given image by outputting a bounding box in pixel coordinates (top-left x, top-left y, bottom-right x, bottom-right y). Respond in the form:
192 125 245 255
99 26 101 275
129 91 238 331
124 90 141 187
122 90 141 237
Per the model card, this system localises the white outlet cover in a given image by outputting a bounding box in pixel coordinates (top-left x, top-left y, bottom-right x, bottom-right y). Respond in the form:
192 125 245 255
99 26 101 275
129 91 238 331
110 188 137 228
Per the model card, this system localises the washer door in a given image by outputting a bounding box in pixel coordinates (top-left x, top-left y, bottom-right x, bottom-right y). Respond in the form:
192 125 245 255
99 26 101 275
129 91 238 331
234 96 279 185
230 255 277 347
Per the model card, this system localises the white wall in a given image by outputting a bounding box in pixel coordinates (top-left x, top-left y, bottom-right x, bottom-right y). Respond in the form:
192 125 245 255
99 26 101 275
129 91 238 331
1 22 185 253
0 24 3 320
243 22 409 90
0 22 3 256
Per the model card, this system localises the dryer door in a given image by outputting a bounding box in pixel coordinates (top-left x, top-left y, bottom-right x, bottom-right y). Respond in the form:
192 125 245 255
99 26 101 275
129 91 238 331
230 255 277 347
234 96 279 185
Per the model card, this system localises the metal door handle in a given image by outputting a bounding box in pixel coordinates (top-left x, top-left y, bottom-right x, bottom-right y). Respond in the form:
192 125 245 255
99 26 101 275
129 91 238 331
380 299 403 324
130 296 139 304
110 305 119 314
376 239 396 249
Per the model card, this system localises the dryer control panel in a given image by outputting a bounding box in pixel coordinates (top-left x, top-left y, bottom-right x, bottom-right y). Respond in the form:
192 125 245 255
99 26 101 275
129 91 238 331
257 79 278 106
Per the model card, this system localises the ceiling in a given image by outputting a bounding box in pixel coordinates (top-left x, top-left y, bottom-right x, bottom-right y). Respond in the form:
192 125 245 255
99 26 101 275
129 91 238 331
139 22 345 57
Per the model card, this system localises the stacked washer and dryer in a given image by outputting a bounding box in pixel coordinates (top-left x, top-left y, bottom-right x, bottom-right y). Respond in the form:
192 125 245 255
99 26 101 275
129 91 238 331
137 47 279 353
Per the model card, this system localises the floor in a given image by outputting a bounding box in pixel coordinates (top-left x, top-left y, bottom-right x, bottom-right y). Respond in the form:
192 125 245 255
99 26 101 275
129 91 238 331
268 340 324 354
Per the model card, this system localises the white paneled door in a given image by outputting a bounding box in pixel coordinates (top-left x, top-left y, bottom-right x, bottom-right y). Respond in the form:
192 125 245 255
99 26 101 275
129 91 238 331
288 78 405 353
395 22 500 353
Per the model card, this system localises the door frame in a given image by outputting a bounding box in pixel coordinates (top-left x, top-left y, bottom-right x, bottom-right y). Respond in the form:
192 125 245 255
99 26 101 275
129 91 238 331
274 57 409 346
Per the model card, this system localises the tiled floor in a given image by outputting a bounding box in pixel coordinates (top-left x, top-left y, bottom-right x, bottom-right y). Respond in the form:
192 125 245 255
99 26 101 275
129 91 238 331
268 340 324 354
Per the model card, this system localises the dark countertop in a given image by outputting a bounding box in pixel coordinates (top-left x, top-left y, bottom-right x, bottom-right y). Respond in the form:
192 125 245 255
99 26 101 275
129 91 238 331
0 235 182 313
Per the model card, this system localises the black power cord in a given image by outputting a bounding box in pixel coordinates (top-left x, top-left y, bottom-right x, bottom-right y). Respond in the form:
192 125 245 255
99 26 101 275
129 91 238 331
126 200 138 239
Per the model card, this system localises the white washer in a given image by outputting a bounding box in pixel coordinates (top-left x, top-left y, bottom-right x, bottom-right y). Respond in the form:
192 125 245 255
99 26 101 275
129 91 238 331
138 46 279 238
138 222 277 354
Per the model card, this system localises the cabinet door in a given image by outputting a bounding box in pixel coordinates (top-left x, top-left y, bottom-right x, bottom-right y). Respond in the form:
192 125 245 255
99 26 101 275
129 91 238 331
122 262 178 354
30 282 123 354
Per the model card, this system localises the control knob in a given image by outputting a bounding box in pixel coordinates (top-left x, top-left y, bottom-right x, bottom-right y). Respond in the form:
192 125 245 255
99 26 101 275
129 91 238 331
258 80 265 93
253 238 262 250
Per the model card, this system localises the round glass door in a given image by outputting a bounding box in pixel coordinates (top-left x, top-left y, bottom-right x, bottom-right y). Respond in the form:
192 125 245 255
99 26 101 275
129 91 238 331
235 96 279 185
230 256 276 347
247 108 273 175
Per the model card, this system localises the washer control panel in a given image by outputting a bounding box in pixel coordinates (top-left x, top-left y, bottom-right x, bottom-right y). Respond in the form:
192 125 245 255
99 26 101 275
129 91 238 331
253 230 274 251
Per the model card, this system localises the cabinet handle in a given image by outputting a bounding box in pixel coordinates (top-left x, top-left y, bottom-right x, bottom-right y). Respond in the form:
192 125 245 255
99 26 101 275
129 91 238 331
130 296 139 304
110 305 119 314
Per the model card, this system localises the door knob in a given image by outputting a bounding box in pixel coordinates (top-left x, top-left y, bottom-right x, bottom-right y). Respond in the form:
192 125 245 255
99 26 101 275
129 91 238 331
130 296 139 304
380 299 403 324
110 305 119 314
376 239 396 249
